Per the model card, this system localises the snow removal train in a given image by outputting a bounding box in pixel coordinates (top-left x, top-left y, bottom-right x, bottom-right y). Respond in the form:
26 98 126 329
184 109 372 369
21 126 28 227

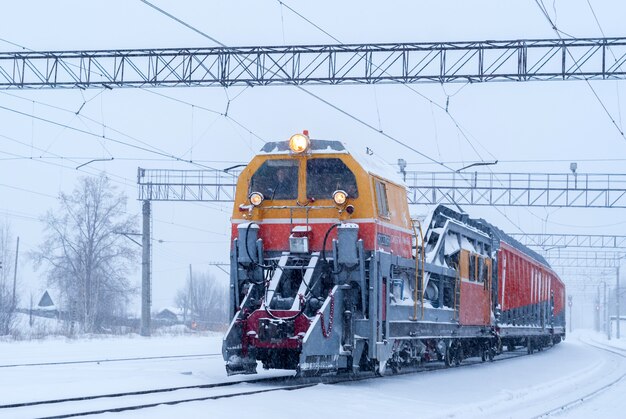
223 132 566 375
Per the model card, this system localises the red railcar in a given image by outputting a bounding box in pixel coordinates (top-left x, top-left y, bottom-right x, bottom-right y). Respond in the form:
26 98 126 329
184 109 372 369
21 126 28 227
482 224 567 347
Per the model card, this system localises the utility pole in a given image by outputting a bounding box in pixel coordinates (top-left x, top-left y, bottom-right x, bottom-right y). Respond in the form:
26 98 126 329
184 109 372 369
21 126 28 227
141 200 152 337
605 281 609 340
595 286 600 332
617 265 621 339
12 236 19 309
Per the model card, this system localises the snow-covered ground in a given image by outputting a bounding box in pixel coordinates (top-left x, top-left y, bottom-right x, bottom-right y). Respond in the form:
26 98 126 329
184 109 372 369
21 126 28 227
1 330 626 418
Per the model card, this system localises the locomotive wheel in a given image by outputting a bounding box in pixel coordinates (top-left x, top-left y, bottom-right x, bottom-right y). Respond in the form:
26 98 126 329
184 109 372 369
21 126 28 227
444 344 453 367
445 341 462 367
480 341 489 362
455 343 463 366
487 339 496 362
390 361 400 374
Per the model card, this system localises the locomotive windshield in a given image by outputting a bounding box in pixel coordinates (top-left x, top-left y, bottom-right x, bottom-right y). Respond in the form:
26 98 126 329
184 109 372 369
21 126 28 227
250 159 299 200
306 158 358 199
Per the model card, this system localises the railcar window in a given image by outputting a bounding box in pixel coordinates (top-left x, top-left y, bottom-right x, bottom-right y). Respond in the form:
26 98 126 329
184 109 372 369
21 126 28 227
469 254 476 281
478 256 485 283
306 158 358 199
249 159 299 200
375 180 390 218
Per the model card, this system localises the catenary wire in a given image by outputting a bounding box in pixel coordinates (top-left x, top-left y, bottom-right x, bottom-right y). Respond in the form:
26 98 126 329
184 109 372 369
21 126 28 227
138 0 452 170
136 0 548 245
272 1 542 240
535 0 626 141
276 0 498 163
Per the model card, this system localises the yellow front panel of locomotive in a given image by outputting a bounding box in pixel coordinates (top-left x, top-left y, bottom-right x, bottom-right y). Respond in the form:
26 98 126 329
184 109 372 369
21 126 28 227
232 153 377 222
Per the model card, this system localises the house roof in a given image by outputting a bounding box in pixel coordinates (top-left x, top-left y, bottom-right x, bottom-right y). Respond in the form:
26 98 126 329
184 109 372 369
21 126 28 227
37 290 55 308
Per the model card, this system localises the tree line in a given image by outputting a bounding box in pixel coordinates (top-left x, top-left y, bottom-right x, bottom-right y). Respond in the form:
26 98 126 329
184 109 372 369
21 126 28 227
1 174 228 336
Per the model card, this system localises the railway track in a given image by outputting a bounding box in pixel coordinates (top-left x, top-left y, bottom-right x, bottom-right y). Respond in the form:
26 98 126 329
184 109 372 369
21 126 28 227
1 345 533 418
0 374 294 419
533 337 626 418
0 353 221 369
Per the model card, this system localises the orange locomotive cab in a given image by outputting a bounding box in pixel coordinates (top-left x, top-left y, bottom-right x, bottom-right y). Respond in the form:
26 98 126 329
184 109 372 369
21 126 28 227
230 135 413 259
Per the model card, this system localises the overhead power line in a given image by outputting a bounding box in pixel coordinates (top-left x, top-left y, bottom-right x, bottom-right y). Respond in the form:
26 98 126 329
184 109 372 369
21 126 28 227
137 0 451 170
533 0 626 141
0 103 226 172
275 0 497 163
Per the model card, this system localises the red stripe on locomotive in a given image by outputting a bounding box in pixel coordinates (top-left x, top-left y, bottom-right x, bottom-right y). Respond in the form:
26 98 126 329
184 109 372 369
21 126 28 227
231 221 412 259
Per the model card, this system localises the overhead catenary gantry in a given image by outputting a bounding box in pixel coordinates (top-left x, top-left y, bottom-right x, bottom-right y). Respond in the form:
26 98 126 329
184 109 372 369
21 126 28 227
554 267 617 277
2 37 626 89
542 250 626 268
406 171 626 208
137 168 626 208
509 233 626 249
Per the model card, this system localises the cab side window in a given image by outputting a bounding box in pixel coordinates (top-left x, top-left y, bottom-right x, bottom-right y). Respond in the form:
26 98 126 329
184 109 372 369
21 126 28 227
306 158 358 199
250 159 299 200
375 180 389 217
469 254 486 283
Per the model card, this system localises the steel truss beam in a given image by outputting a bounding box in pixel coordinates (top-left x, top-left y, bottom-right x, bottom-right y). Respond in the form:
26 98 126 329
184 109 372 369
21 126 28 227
543 250 625 268
555 267 617 277
548 257 620 268
552 268 618 290
508 233 626 249
406 171 626 208
3 37 626 89
137 168 238 202
543 250 626 260
138 168 626 209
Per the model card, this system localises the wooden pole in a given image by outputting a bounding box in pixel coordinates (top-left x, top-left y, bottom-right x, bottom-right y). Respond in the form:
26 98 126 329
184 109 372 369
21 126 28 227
12 236 19 309
141 201 151 336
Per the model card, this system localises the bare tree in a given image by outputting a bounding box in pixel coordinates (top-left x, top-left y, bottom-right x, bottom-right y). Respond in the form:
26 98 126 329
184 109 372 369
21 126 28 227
175 270 228 329
0 220 18 335
33 175 139 333
175 288 191 323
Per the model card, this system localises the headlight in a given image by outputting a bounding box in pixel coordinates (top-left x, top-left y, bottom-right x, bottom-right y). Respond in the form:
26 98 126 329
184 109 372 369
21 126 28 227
289 132 310 153
249 192 264 206
332 190 348 205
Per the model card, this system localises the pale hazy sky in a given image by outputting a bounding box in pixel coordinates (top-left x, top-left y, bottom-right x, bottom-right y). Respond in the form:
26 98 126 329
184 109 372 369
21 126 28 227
1 0 625 317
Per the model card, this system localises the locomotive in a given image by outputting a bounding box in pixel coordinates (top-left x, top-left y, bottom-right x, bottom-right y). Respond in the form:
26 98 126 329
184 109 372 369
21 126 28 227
223 132 566 375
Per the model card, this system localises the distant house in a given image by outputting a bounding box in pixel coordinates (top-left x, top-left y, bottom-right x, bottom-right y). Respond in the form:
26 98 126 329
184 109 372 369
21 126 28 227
155 308 181 324
34 290 60 318
38 290 55 308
